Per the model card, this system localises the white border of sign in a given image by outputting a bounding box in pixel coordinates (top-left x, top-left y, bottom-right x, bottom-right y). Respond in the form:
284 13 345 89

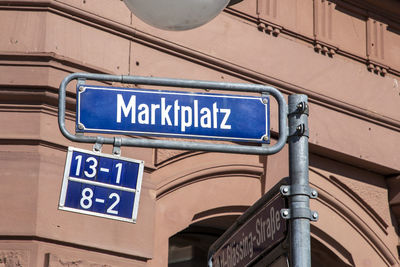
58 147 145 223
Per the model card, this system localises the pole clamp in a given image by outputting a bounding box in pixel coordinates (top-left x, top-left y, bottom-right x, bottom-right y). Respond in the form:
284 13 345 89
288 123 309 137
280 185 318 199
281 208 319 221
93 136 104 152
113 137 122 156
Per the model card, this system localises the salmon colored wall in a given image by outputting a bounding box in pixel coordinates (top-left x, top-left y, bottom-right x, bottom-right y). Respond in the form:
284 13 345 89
0 0 399 266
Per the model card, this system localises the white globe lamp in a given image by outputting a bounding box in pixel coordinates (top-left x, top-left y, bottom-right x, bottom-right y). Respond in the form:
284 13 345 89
123 0 231 31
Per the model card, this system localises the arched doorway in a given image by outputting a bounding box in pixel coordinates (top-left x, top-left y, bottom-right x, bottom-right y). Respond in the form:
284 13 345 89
168 215 238 266
167 218 353 266
311 236 353 267
151 152 399 266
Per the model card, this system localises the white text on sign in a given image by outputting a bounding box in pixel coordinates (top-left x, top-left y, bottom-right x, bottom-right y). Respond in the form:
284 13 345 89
116 95 232 132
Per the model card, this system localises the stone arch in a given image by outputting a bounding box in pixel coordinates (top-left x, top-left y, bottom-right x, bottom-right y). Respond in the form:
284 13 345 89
148 152 264 266
309 168 398 266
311 224 355 266
148 151 399 266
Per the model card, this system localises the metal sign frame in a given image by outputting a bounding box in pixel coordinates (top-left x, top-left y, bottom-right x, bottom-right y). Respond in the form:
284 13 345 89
58 73 316 267
58 73 288 155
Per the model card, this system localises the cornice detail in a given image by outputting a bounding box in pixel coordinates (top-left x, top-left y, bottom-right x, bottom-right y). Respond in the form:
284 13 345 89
314 0 334 41
339 0 400 25
257 19 282 36
314 40 338 57
313 0 338 58
257 0 278 20
2 0 400 78
1 2 400 132
367 60 389 77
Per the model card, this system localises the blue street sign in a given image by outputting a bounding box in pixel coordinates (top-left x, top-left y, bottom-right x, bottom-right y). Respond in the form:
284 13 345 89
59 147 144 223
76 85 270 143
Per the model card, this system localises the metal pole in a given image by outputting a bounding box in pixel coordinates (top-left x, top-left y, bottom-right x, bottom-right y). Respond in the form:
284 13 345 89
288 94 311 267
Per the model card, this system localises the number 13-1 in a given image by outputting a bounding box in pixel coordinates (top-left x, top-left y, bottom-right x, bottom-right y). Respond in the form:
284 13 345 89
74 155 123 183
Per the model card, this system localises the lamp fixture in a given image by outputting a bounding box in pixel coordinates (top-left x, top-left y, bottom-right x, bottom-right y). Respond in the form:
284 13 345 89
123 0 231 31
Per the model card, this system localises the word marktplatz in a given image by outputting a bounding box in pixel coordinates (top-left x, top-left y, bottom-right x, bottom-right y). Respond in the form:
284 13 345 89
116 94 232 132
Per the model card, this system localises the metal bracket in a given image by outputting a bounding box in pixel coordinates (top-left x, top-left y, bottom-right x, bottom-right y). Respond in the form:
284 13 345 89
288 98 309 137
280 184 318 222
280 185 318 199
93 136 104 153
113 137 122 156
281 208 319 221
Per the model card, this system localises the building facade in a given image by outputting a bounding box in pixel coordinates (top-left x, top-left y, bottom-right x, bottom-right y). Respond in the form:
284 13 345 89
0 0 399 266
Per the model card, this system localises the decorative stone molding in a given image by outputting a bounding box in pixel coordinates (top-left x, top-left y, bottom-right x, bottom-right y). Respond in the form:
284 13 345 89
309 171 398 266
386 175 400 229
1 2 399 132
313 40 337 57
257 20 282 36
0 250 29 267
256 0 281 36
313 0 337 57
366 18 388 76
367 18 386 62
257 0 278 20
327 174 389 232
45 253 112 267
314 0 334 43
367 60 389 76
155 147 189 166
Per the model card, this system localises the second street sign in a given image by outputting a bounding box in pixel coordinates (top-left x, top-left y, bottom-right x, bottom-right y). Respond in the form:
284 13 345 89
210 194 287 267
76 85 270 143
